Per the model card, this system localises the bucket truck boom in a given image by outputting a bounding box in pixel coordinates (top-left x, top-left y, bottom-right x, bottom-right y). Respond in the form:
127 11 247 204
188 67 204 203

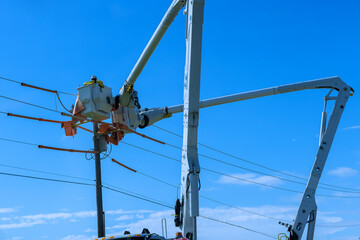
139 76 353 240
175 0 205 240
118 0 186 108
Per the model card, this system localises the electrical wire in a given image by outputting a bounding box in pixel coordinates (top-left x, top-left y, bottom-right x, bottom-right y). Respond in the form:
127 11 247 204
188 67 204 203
164 142 360 194
86 144 113 160
0 169 279 239
0 169 172 209
199 215 277 239
103 186 173 209
0 137 38 146
110 157 294 223
0 163 94 182
3 94 356 194
153 125 360 193
1 134 359 198
0 137 98 154
199 195 290 222
0 172 95 187
120 140 360 199
0 95 62 114
3 162 359 228
56 92 72 113
3 159 292 223
0 168 279 238
0 76 76 96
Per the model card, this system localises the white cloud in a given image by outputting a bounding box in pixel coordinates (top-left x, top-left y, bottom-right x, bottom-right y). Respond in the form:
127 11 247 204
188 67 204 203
9 237 23 240
218 173 282 186
1 206 347 240
116 215 134 221
1 209 156 230
105 207 345 240
328 167 358 177
107 209 152 215
0 208 18 214
0 220 45 229
61 235 92 240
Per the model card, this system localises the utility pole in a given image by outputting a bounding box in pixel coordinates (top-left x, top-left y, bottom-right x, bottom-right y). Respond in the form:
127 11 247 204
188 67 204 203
93 120 105 237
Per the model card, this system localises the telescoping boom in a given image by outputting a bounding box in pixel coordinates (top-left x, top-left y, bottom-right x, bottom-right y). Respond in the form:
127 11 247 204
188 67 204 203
66 0 354 237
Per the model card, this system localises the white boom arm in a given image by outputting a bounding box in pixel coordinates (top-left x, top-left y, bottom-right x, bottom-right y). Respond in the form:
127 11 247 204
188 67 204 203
139 77 353 125
288 82 352 240
178 0 204 239
119 0 186 107
138 76 353 240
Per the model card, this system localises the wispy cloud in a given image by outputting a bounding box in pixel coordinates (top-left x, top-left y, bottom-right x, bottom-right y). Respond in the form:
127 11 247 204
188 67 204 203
1 209 155 230
218 173 282 186
0 208 18 214
343 125 360 130
105 207 344 240
328 167 358 177
116 215 134 221
61 235 92 240
84 228 95 233
0 220 45 229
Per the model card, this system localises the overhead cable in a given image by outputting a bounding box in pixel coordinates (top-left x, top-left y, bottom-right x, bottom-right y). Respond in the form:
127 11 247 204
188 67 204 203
0 172 95 187
3 162 359 228
121 140 360 198
199 215 277 239
110 157 292 223
0 137 98 154
152 125 360 193
0 76 76 96
0 163 94 182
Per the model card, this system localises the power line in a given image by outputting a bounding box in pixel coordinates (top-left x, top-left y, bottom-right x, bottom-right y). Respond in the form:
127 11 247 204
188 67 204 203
153 125 360 193
0 169 172 209
2 134 359 198
121 140 360 199
0 160 172 208
0 76 76 96
100 157 295 224
0 163 94 182
0 168 279 239
3 163 359 228
0 137 38 146
199 215 277 239
0 95 62 114
199 195 290 223
103 186 173 209
0 167 278 239
0 172 95 187
2 93 356 193
0 158 293 224
0 96 86 121
0 160 290 223
164 142 360 194
0 136 98 154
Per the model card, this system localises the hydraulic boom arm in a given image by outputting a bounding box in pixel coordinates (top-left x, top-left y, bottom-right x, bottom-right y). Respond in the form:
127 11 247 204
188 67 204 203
139 77 353 127
119 0 186 107
139 76 352 240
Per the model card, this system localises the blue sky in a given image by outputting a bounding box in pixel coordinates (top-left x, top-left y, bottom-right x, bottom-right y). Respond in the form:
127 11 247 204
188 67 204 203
0 0 360 239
